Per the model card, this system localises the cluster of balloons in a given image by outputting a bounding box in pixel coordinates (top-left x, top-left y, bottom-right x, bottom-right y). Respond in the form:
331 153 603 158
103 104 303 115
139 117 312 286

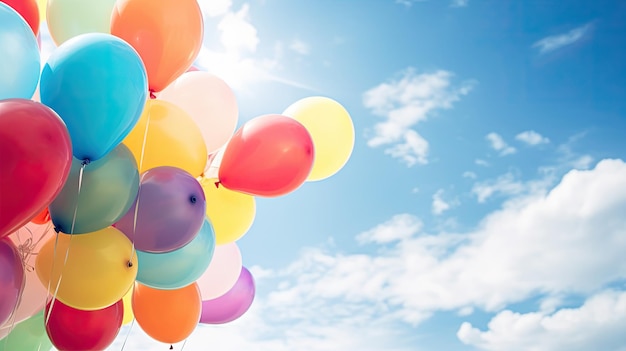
0 0 354 350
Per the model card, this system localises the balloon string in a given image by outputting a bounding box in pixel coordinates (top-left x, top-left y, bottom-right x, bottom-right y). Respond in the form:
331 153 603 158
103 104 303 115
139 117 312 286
180 338 188 350
45 161 87 325
129 105 151 265
119 318 135 351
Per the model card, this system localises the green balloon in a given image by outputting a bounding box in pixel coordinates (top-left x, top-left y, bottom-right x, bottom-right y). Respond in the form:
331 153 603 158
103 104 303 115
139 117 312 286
47 0 118 45
0 311 53 351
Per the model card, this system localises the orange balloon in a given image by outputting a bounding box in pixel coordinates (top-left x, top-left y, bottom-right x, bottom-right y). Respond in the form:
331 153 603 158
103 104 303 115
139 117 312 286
30 207 50 224
132 283 201 344
110 0 203 93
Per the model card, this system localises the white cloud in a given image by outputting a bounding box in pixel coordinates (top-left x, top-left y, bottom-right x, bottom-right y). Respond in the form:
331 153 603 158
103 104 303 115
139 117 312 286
357 214 422 244
395 0 426 7
195 4 314 91
197 0 233 17
471 172 526 203
364 68 475 166
261 159 626 324
486 133 516 156
515 130 550 145
533 23 592 54
450 0 469 7
475 159 490 167
217 4 259 54
432 189 458 215
458 290 626 351
290 39 311 55
463 171 477 179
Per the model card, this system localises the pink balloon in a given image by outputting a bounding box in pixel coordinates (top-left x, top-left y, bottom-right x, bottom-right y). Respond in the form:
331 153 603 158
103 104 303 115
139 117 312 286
218 114 314 197
7 222 53 324
0 239 24 327
196 243 242 300
200 267 255 324
159 71 238 154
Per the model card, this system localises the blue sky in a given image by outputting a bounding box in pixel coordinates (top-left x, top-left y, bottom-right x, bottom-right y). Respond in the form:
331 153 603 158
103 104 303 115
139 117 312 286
34 0 626 350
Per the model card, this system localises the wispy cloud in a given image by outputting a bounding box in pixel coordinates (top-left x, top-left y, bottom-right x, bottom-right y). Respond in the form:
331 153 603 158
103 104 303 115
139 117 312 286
450 0 469 8
290 39 311 55
533 23 592 54
357 214 422 244
395 0 426 8
432 189 459 215
486 133 516 156
195 3 315 92
363 68 475 166
516 130 550 146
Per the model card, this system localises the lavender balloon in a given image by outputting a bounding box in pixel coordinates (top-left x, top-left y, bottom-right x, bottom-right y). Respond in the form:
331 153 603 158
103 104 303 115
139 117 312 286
0 239 24 326
200 267 255 324
115 166 206 253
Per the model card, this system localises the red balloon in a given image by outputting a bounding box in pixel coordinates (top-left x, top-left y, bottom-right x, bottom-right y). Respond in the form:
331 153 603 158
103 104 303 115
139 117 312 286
45 299 124 351
0 0 39 36
0 99 72 238
218 114 314 197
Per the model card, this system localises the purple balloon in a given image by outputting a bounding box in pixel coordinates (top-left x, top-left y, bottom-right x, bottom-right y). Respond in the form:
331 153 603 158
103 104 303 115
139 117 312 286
0 239 24 326
115 166 206 253
200 267 255 324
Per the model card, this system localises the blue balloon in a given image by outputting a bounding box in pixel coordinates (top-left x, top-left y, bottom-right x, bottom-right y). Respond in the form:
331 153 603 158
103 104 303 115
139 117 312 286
0 3 40 100
136 219 216 290
49 144 140 234
40 33 148 161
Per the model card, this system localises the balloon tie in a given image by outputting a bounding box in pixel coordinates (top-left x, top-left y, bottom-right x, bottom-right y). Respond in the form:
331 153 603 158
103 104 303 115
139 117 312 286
170 346 174 350
214 181 220 188
45 162 85 325
190 195 197 204
149 90 156 99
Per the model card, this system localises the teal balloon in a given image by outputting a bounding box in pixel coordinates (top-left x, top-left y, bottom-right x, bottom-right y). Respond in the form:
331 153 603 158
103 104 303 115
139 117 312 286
0 3 40 100
40 33 148 161
0 311 53 351
136 219 216 290
49 144 139 234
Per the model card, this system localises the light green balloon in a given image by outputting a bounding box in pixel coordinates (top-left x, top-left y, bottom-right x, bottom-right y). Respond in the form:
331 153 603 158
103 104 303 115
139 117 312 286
47 0 117 45
0 311 53 351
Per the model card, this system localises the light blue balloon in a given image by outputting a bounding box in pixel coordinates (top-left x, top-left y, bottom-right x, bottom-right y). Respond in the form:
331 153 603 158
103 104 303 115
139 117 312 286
49 144 139 234
40 33 148 161
0 3 40 100
136 219 216 290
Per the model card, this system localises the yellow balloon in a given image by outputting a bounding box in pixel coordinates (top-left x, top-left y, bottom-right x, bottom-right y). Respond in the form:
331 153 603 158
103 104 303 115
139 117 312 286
36 0 46 23
283 96 354 181
123 100 208 177
200 177 255 244
122 288 134 325
35 227 138 310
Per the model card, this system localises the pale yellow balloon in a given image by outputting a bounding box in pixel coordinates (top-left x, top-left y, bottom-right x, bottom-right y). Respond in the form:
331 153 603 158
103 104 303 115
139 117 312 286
36 0 46 23
35 228 138 310
122 287 134 325
46 0 117 45
123 100 208 177
200 177 255 245
283 96 354 181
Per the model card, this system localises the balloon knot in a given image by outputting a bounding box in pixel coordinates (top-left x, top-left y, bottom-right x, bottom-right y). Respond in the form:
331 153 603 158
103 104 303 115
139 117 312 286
127 261 134 268
53 226 61 234
81 159 90 166
190 195 197 204
149 90 156 99
214 181 220 189
170 346 174 350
